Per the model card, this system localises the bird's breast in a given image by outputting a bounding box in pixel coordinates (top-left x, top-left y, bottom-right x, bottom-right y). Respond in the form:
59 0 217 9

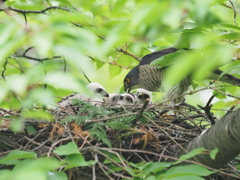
139 65 164 92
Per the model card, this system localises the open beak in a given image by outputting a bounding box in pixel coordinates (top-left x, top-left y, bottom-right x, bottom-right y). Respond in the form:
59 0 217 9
124 86 131 93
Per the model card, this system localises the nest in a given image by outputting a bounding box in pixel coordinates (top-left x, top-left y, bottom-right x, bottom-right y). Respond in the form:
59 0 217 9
0 99 239 180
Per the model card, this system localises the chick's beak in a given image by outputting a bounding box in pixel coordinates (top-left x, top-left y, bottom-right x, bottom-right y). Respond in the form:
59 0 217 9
103 91 109 97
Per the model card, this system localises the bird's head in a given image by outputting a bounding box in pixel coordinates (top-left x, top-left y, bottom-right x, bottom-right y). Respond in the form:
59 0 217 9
136 88 152 104
87 82 109 97
121 93 136 105
123 66 140 93
109 93 123 104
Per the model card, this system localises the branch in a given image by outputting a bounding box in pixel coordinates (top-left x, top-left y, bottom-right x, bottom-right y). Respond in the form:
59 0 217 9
174 108 240 169
229 0 238 26
10 47 62 62
87 55 131 69
197 95 216 125
0 6 71 14
211 87 240 100
116 48 141 61
12 54 62 62
1 59 8 80
220 1 239 26
135 99 150 120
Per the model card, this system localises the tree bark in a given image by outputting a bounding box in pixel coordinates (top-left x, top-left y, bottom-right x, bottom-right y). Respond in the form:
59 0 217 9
175 108 240 169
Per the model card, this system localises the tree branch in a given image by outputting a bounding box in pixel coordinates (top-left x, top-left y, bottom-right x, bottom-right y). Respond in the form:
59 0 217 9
198 95 216 125
12 54 62 62
116 48 141 61
175 108 240 169
0 6 71 14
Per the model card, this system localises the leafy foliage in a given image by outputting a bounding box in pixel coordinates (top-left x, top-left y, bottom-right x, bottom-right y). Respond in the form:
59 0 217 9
0 0 240 179
62 100 115 124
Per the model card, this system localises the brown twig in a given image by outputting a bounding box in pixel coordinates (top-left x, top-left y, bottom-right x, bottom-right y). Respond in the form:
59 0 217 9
1 59 8 80
0 6 71 14
91 147 239 178
135 99 150 120
116 48 141 61
229 0 238 26
198 95 216 125
12 54 62 62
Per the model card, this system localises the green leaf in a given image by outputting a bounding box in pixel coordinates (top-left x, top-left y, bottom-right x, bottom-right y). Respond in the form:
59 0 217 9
164 164 215 178
25 125 37 135
11 158 61 180
64 154 95 169
220 32 240 41
220 24 240 31
105 121 130 130
0 170 11 180
142 176 159 180
175 32 200 49
102 150 126 164
47 171 68 180
10 119 24 132
213 88 226 99
210 149 219 160
143 162 173 175
0 150 37 165
150 49 187 68
6 75 28 95
43 72 85 92
166 176 205 180
22 110 53 121
175 147 206 164
219 60 240 78
54 142 80 156
125 166 136 176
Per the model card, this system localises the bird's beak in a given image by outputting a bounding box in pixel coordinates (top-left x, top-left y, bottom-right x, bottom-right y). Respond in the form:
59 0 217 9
124 86 130 93
103 92 109 97
124 83 129 92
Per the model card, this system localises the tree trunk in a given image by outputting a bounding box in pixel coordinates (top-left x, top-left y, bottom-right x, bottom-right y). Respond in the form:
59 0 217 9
175 108 240 169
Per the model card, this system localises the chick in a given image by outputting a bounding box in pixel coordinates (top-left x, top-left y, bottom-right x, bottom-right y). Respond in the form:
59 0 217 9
120 93 136 106
108 93 123 105
58 82 109 107
135 88 152 104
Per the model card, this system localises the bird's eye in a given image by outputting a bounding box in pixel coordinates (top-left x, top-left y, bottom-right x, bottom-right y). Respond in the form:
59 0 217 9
96 88 102 93
126 97 132 102
125 78 130 84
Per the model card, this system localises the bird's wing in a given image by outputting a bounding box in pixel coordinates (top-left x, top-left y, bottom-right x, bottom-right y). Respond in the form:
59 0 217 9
140 47 178 65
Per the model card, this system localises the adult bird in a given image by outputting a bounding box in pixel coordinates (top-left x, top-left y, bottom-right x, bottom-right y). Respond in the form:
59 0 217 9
123 47 240 104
